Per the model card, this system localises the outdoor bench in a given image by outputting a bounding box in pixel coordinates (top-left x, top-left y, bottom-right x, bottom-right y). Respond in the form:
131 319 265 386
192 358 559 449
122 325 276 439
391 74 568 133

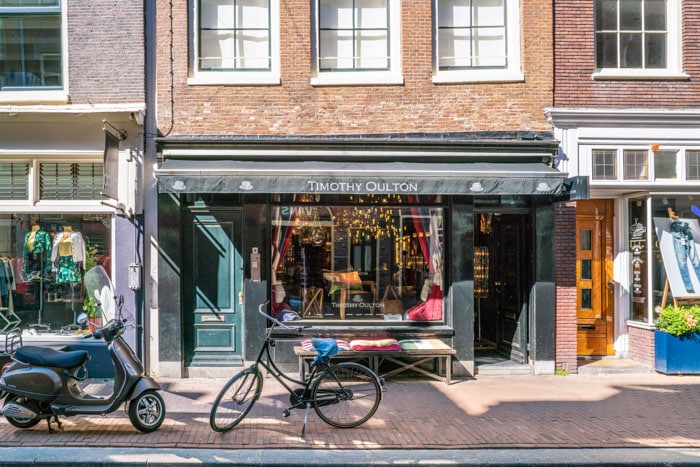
294 338 456 384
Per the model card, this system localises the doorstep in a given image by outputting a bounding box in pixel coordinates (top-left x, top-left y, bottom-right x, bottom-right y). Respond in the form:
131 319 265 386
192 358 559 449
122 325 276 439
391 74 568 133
577 357 651 375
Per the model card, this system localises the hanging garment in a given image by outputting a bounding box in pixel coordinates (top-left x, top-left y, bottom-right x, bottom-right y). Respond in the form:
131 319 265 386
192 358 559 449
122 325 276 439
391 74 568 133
22 229 52 280
55 255 83 284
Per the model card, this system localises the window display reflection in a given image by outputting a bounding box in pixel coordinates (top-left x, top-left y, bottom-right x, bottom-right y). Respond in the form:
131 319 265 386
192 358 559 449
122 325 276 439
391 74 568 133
270 199 444 322
0 214 111 333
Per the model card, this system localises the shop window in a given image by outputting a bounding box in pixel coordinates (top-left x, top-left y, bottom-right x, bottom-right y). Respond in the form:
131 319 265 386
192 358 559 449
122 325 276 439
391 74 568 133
0 213 111 333
687 150 700 180
592 149 617 180
594 0 683 79
433 0 522 83
270 198 444 323
0 162 29 200
39 162 103 200
0 0 64 100
623 149 649 180
653 149 677 179
191 0 280 85
311 0 402 85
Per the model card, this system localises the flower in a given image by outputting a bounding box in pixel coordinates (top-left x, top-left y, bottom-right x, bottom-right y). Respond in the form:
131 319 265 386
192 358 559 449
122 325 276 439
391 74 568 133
656 305 700 336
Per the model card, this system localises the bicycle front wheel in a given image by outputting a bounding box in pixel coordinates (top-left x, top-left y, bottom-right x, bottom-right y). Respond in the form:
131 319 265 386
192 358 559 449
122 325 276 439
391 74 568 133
210 368 263 432
312 361 382 428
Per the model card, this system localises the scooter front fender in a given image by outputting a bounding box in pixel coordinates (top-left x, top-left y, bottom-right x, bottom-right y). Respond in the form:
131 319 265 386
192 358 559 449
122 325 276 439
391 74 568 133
126 377 161 401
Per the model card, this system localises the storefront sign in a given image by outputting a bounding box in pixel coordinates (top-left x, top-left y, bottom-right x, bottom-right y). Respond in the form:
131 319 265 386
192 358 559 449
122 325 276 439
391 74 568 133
629 219 646 300
306 180 418 193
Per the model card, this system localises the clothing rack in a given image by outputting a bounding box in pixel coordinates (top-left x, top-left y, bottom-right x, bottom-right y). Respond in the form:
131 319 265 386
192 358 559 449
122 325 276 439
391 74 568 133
0 257 21 334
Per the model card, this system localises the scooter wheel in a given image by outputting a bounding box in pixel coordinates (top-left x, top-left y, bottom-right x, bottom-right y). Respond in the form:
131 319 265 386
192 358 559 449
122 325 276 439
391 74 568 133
3 395 41 429
128 390 166 433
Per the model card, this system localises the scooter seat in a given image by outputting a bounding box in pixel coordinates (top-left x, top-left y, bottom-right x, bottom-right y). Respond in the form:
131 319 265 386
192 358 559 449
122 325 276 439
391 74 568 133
15 346 90 369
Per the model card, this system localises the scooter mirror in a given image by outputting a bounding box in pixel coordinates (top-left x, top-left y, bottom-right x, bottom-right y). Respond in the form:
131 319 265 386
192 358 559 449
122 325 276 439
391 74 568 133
77 312 88 325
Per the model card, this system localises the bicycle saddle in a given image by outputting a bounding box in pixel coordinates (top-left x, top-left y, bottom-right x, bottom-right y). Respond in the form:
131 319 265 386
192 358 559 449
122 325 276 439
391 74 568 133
311 337 338 364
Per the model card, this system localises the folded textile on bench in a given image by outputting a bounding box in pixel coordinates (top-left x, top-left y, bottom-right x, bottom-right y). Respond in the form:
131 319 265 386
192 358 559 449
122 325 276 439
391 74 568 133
349 338 402 351
398 339 440 350
301 338 351 351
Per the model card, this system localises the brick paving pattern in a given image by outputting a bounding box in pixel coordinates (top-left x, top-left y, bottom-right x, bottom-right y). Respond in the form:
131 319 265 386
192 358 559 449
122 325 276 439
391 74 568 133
0 373 698 450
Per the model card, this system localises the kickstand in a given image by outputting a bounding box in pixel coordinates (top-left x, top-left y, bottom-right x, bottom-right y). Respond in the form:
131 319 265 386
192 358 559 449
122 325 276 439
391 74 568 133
300 402 310 438
46 415 62 433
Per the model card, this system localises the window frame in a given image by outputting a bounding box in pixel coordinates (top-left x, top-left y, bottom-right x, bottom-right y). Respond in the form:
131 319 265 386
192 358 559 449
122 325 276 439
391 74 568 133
0 156 108 213
432 0 523 84
0 0 68 103
588 146 700 184
189 0 281 86
593 0 686 80
311 0 403 86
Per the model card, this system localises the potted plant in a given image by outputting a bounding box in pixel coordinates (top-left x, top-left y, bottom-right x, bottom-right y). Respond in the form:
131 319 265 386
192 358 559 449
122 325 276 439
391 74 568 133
654 304 700 374
82 240 102 331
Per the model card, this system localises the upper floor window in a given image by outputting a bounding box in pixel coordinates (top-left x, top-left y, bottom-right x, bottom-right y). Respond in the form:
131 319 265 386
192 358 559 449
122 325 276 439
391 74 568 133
311 0 402 85
594 0 684 79
433 0 522 83
0 0 63 97
591 147 700 182
190 0 280 85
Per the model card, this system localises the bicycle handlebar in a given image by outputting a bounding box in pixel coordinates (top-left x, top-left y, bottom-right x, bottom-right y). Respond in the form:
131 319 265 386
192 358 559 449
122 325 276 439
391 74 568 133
258 301 310 332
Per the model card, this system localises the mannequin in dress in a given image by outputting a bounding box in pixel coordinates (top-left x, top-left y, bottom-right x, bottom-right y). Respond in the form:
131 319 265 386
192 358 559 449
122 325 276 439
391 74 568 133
51 225 86 285
22 222 51 281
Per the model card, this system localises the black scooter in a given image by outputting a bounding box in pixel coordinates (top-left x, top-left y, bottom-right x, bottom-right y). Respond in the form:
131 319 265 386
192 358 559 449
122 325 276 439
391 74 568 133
0 266 166 433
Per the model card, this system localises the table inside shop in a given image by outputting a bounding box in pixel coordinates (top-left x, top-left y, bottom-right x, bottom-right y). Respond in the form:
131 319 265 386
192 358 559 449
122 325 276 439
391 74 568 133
294 339 455 384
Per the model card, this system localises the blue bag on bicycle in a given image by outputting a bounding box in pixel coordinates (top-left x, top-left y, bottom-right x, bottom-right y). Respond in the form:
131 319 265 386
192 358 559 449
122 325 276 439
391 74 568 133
311 337 338 365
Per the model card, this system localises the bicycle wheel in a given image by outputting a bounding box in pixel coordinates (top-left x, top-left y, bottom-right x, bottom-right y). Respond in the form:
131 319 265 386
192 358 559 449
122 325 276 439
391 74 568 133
312 361 382 428
210 368 263 432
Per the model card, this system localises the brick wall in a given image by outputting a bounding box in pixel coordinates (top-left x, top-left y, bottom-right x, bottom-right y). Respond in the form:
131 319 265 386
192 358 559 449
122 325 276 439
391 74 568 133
67 0 145 103
555 202 578 373
156 0 554 136
554 0 700 108
627 325 655 369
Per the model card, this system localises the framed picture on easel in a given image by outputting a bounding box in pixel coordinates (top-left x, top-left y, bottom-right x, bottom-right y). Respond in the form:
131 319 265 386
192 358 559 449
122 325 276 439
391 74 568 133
653 209 700 301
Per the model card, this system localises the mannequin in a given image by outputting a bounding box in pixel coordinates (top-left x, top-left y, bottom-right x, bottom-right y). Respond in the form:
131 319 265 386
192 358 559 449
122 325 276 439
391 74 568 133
22 221 52 281
51 225 86 285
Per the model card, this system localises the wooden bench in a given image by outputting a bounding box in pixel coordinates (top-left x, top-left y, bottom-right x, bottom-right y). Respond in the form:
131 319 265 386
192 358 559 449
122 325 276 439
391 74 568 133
294 339 456 385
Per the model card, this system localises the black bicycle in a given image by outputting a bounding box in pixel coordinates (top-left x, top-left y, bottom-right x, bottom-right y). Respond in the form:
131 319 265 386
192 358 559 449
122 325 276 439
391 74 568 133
209 302 382 435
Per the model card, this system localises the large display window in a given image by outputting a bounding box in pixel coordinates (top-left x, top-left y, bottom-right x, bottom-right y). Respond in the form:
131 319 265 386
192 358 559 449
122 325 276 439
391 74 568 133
0 213 111 333
270 195 444 322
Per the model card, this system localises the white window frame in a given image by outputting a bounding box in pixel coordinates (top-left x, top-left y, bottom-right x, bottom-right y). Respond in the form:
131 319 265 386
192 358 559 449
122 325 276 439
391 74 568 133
432 0 522 84
586 146 700 185
188 0 281 86
310 0 403 86
0 154 110 214
593 0 686 80
0 0 68 103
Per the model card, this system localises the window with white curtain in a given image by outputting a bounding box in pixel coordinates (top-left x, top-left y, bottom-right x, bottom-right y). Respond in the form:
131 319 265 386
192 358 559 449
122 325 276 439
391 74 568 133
433 0 522 83
319 0 389 71
192 0 280 84
312 0 401 85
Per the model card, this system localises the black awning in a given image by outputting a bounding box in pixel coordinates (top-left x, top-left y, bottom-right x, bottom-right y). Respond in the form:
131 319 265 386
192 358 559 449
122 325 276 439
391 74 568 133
154 159 567 196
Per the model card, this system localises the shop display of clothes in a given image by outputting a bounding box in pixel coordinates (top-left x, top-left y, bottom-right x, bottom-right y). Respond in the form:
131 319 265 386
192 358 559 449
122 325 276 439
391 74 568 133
51 226 86 285
21 225 52 281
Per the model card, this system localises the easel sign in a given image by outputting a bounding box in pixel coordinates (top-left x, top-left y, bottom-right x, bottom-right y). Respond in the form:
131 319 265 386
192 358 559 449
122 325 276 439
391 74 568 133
653 214 700 306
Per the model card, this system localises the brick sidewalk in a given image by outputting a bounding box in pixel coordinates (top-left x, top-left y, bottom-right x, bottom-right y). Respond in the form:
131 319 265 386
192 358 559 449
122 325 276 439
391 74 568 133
1 373 698 450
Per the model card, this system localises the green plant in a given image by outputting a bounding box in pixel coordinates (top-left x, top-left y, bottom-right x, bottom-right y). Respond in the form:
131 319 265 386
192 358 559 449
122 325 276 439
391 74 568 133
656 305 700 336
554 367 568 376
83 293 100 319
82 238 101 318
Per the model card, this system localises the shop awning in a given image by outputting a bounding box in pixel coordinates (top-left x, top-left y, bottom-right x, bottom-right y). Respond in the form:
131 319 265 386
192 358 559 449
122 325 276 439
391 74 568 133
154 159 568 195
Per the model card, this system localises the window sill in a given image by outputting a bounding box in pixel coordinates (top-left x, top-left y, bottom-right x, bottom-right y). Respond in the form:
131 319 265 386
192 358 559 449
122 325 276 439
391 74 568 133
432 69 524 84
626 320 656 331
592 70 690 81
187 72 281 86
0 90 69 104
311 71 404 86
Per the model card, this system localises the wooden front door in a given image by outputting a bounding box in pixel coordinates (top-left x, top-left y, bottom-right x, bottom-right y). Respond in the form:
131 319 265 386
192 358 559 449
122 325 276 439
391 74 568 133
576 200 614 356
183 209 243 366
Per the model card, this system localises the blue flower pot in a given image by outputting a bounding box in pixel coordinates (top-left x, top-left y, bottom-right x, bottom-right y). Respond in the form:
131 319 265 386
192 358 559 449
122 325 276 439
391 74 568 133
654 330 700 375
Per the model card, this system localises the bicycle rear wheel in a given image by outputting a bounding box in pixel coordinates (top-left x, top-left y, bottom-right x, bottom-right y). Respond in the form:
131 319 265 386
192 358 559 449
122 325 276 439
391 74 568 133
210 368 263 432
312 361 381 428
